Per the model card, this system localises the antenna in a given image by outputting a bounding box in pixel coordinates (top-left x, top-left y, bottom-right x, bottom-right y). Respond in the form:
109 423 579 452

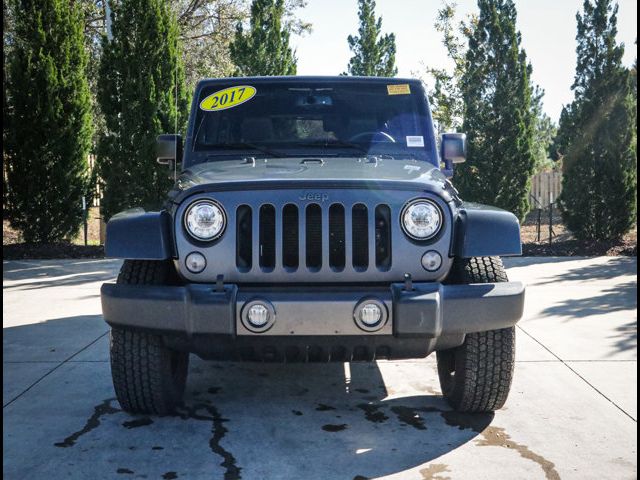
174 24 178 182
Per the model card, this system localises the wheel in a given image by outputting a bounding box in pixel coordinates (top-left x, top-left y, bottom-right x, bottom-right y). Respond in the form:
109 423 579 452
110 260 189 414
436 257 516 412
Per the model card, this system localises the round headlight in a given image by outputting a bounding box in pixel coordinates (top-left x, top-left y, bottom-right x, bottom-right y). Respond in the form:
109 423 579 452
184 200 226 241
401 200 442 240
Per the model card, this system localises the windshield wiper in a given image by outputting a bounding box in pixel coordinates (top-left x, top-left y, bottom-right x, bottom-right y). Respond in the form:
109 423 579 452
206 142 285 159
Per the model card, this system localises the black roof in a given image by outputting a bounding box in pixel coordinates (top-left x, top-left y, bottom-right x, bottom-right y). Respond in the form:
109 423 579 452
195 75 421 91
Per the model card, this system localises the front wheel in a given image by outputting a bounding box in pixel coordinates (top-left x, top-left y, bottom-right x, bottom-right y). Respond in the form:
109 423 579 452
110 260 189 414
110 327 189 414
436 257 516 412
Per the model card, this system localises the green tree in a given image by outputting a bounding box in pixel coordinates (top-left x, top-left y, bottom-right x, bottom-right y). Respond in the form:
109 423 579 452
97 0 189 220
558 0 637 240
229 0 297 76
455 0 536 221
173 0 249 88
531 86 557 173
420 1 472 133
345 0 397 77
5 0 93 243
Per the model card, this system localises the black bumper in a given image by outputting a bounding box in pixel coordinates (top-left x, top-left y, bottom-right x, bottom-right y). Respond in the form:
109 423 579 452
101 281 524 360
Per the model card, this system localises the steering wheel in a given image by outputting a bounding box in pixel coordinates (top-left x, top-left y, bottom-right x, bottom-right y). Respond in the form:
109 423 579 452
348 131 396 143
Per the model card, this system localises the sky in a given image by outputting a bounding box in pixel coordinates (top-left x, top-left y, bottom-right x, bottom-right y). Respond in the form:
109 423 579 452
291 0 638 122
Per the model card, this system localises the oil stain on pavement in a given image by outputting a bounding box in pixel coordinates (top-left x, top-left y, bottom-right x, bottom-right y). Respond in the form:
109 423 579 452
49 374 557 480
54 398 120 448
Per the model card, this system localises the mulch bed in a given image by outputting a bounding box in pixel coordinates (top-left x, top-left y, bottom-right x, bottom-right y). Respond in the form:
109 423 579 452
523 238 637 257
3 242 104 260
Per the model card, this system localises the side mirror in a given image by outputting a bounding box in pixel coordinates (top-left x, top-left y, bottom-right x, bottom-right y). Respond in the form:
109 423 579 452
440 132 466 178
441 132 467 164
156 134 183 167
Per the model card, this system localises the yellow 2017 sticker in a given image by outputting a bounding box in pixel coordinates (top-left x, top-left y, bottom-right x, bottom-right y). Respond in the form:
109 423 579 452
387 84 411 95
200 85 257 111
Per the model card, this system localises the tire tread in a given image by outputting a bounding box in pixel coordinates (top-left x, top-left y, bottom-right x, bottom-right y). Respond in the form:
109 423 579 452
437 256 516 412
110 260 187 415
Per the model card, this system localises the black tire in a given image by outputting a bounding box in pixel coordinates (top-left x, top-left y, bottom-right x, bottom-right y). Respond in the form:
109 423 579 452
110 260 189 415
437 257 516 412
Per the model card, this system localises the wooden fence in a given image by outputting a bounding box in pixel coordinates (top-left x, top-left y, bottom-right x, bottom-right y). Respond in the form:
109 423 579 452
530 171 562 209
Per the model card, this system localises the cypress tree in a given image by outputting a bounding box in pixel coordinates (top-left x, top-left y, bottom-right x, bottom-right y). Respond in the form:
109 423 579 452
558 0 636 241
97 0 189 220
345 0 397 77
5 0 93 243
229 0 297 76
456 0 535 221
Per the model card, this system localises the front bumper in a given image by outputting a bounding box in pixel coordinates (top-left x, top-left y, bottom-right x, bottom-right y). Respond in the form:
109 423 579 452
101 281 524 360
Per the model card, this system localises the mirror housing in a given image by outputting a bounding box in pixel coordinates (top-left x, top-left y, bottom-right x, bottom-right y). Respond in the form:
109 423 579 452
441 133 466 164
440 133 466 178
156 134 183 167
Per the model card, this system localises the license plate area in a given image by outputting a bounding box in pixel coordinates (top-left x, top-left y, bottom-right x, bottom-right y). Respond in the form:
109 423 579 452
236 289 393 336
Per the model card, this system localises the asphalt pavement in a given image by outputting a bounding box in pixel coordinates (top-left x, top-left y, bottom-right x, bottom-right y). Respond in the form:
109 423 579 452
3 256 637 479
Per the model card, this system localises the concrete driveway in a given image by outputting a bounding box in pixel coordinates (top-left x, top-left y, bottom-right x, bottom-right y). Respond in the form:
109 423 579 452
3 256 637 479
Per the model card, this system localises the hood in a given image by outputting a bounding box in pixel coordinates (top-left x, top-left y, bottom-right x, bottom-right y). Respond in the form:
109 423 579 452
171 157 451 200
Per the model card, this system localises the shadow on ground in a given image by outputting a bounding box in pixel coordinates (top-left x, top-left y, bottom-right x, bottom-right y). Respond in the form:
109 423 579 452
2 259 120 289
24 354 562 480
531 256 637 286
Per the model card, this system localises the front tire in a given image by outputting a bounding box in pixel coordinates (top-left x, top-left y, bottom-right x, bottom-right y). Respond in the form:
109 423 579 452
437 257 516 412
110 260 189 414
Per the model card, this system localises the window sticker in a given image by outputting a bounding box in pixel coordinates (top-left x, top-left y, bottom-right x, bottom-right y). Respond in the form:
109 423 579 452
200 85 257 111
406 135 425 147
387 84 411 95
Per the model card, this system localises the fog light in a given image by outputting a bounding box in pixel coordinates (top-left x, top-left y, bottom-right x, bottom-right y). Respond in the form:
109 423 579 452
241 300 276 333
247 304 269 328
421 250 442 271
359 303 382 326
185 252 206 273
354 298 387 332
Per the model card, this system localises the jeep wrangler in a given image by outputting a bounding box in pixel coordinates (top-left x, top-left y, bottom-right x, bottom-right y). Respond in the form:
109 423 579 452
101 76 525 415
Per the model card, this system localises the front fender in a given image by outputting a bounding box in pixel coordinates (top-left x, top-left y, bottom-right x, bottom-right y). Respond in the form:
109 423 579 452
105 209 174 260
451 203 522 258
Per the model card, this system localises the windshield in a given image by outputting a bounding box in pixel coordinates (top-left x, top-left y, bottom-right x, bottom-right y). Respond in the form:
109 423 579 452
190 80 435 163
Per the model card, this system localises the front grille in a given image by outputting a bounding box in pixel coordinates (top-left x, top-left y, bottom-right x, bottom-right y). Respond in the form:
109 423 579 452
236 202 392 273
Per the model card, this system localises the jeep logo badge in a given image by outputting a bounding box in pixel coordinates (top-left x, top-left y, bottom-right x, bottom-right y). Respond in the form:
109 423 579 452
299 192 329 202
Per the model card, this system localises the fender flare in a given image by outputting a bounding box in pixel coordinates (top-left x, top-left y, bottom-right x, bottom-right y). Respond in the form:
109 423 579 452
451 203 522 258
105 209 174 260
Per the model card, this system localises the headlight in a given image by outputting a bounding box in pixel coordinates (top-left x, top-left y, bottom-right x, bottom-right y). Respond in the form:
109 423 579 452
401 199 442 240
184 200 226 241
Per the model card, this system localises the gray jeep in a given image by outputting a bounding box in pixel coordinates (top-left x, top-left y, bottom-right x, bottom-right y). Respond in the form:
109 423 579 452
101 76 525 415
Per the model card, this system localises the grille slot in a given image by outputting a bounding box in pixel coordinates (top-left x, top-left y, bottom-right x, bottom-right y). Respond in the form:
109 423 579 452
236 205 252 271
329 204 346 271
259 204 276 269
235 200 392 274
375 204 392 270
305 204 322 270
352 204 369 270
282 204 299 269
